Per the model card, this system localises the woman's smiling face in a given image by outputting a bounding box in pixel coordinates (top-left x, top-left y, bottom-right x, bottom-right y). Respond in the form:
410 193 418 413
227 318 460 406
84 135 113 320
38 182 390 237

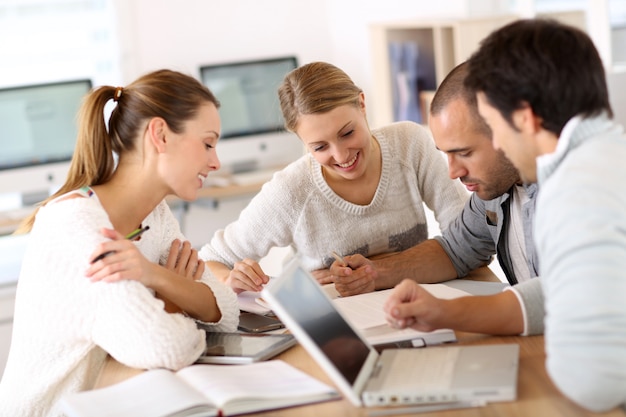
296 96 373 182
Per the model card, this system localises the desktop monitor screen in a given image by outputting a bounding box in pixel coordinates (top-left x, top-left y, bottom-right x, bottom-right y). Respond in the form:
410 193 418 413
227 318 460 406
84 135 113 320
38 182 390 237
199 56 297 139
0 79 92 170
0 79 92 203
198 57 302 174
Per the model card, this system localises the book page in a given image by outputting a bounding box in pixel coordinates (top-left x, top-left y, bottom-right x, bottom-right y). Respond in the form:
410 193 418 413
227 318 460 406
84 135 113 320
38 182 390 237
330 284 470 345
60 369 216 417
176 360 338 415
332 284 469 330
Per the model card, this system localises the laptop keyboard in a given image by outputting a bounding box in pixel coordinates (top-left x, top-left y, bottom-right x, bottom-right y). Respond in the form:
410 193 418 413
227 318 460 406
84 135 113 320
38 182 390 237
384 347 460 390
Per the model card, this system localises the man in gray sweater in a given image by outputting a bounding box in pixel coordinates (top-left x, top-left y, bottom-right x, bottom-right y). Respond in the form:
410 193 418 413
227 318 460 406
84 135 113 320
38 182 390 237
331 62 544 336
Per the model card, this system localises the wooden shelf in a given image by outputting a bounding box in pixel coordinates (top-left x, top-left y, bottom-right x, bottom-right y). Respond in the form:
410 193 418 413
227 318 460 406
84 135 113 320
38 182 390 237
369 15 518 127
368 12 586 128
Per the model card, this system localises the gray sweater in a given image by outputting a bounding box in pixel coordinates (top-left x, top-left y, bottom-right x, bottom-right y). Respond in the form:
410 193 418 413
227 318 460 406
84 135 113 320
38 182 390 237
435 183 539 284
435 183 545 335
200 121 468 272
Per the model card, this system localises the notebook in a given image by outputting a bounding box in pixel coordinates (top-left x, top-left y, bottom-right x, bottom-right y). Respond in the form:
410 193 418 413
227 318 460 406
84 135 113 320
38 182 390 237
261 257 519 408
330 285 465 347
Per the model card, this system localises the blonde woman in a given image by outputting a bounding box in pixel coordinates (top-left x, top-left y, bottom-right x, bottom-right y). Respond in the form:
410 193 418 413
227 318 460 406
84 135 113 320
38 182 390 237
0 70 239 417
202 62 468 294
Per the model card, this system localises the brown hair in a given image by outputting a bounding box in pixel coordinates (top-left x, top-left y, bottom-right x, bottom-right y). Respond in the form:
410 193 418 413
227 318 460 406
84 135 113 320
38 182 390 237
15 69 219 234
430 62 491 138
278 62 362 133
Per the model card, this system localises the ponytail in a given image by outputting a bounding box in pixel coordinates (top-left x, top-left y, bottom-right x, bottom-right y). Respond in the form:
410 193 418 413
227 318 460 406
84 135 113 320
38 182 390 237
14 87 116 234
14 69 219 234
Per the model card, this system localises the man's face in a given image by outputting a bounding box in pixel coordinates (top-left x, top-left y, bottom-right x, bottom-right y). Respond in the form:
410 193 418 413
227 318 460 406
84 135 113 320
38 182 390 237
429 98 519 200
476 92 539 183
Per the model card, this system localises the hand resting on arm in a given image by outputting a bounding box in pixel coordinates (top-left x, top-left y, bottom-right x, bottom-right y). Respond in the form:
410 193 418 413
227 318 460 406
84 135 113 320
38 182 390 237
85 228 222 323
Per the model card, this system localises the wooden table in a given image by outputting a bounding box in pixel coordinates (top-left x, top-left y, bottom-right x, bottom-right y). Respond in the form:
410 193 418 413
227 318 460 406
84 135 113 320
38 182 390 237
95 264 624 416
95 331 626 417
95 266 625 417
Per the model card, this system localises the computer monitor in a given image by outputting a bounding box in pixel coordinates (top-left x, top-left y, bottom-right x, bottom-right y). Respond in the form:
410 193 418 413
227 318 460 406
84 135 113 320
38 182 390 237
0 79 92 208
199 56 304 174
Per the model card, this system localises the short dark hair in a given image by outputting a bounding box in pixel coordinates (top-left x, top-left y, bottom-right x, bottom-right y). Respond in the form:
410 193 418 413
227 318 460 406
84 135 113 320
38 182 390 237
465 18 612 135
430 62 491 138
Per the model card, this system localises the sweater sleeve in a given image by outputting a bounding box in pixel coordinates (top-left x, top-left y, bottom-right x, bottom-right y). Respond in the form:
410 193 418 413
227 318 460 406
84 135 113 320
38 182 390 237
434 193 496 277
152 201 239 332
35 199 209 372
199 164 303 266
92 281 207 371
537 146 626 412
505 278 545 336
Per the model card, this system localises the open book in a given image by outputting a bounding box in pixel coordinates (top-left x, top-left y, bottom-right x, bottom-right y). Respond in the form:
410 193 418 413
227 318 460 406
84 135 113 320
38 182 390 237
60 360 339 417
331 284 470 346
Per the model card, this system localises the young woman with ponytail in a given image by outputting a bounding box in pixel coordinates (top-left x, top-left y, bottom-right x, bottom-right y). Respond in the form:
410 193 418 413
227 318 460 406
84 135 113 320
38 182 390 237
0 69 239 417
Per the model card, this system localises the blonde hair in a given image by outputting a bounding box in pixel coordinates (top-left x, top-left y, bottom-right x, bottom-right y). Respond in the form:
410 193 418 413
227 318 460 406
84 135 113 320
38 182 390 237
278 62 363 132
15 69 219 234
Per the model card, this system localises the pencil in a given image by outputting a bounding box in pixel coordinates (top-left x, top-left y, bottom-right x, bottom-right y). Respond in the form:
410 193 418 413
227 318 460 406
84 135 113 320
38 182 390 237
125 225 150 241
331 251 347 266
91 225 150 263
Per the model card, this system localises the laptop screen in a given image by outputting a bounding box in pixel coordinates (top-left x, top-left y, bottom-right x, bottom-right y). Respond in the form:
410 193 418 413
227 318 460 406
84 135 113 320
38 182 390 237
268 264 371 384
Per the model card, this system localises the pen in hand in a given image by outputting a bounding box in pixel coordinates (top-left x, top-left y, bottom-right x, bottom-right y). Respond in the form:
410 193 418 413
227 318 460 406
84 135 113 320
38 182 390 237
331 251 347 267
91 225 150 263
125 225 150 241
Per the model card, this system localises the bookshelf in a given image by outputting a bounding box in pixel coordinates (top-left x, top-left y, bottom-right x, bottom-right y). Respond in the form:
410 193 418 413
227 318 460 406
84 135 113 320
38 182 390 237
368 11 586 128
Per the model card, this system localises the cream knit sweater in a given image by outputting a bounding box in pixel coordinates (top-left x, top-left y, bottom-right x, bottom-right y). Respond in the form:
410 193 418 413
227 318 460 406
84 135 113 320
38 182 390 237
0 190 238 417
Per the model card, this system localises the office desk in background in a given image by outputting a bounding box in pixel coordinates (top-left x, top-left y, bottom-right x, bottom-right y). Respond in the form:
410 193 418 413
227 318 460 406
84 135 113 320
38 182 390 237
167 167 280 233
0 167 278 236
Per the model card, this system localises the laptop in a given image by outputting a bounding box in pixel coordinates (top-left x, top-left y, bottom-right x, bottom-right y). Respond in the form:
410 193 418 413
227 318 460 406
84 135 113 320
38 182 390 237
261 257 519 408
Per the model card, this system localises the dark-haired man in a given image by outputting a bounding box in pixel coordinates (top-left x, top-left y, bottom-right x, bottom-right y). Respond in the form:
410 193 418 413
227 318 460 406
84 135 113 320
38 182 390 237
388 19 626 412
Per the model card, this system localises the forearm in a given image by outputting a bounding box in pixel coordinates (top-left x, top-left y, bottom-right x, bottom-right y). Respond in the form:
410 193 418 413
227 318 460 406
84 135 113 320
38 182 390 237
373 240 458 289
437 290 524 335
151 265 222 323
205 261 231 283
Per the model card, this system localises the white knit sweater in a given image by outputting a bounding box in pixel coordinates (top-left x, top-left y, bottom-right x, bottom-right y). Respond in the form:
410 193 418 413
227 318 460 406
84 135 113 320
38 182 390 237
0 190 238 417
200 121 468 271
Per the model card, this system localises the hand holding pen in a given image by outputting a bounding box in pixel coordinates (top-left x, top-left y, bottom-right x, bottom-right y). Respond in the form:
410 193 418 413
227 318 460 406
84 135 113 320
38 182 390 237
91 226 150 263
86 226 152 283
329 251 378 296
331 251 348 267
312 251 352 286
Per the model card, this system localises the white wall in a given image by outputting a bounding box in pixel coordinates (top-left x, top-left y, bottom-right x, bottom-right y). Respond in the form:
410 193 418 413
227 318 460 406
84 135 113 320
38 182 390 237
114 0 333 82
113 0 510 128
